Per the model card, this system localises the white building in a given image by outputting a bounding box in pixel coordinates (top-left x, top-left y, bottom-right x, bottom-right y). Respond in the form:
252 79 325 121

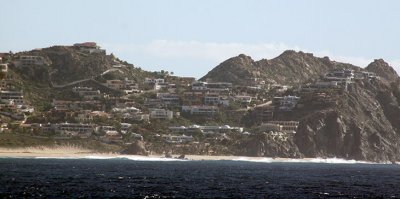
164 134 193 144
0 90 24 105
181 105 218 116
149 109 173 120
56 123 94 135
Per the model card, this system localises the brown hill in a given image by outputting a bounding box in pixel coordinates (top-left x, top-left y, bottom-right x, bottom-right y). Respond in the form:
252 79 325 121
366 59 399 82
200 50 357 85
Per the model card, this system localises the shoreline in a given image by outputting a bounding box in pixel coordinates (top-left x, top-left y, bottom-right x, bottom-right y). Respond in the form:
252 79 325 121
0 147 395 164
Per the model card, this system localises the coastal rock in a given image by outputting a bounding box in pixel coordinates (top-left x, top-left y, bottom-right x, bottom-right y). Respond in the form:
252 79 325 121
121 141 149 156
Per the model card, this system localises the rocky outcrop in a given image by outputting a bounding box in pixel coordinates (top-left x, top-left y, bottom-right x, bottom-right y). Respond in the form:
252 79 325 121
291 80 400 162
201 50 357 85
121 141 149 155
366 59 399 82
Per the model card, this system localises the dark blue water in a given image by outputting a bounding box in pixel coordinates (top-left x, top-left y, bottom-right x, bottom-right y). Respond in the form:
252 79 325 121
0 158 399 198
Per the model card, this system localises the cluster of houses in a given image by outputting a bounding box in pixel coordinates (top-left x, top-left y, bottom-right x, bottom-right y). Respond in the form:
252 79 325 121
0 44 383 146
0 57 34 125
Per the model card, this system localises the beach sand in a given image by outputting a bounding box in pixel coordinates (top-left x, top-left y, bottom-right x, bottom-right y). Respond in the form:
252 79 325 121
0 146 288 161
0 146 387 164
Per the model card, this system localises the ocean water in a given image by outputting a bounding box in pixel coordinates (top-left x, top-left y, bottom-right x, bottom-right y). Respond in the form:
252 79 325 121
0 158 399 198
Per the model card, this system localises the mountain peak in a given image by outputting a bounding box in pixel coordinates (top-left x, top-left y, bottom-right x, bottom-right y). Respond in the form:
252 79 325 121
278 50 314 59
201 50 341 85
366 59 399 82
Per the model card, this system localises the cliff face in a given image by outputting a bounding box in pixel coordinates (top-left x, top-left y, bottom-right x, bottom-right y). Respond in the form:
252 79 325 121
200 52 400 162
200 50 357 85
265 79 400 162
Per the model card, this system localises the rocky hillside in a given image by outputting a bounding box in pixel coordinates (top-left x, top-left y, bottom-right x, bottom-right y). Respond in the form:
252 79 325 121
15 46 151 85
366 59 399 82
201 50 358 85
9 45 153 110
3 44 400 162
293 79 400 162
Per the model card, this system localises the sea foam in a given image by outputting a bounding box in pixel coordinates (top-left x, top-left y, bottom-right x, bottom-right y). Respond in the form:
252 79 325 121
231 157 378 164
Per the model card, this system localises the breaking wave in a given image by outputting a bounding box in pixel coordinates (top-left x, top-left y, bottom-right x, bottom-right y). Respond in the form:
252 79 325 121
35 155 187 161
231 157 381 164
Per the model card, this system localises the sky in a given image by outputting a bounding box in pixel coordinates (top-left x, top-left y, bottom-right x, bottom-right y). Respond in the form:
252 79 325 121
1 0 399 78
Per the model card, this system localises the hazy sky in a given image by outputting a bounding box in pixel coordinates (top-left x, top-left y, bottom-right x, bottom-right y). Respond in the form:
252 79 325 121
1 0 399 78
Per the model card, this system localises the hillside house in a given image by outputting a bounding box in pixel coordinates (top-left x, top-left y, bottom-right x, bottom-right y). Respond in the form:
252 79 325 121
0 90 24 105
73 42 105 54
181 105 218 116
234 95 252 105
149 108 173 120
272 84 289 93
354 71 379 80
204 94 220 105
15 56 45 67
120 123 132 134
55 123 94 136
206 82 232 92
164 134 194 144
0 63 8 73
324 69 354 82
144 98 164 109
182 92 204 106
169 125 243 134
273 95 300 111
52 100 102 111
72 87 101 100
192 81 208 91
157 93 181 107
97 126 116 134
75 110 94 123
105 80 124 90
265 121 299 133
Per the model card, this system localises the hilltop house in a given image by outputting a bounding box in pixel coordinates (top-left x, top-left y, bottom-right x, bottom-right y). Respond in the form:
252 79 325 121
73 42 105 54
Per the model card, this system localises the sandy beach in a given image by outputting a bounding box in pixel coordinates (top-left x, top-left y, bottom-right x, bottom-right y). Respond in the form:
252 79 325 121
0 146 293 162
0 146 390 164
0 146 258 160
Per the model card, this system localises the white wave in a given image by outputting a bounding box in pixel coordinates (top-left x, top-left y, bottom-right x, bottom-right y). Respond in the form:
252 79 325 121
231 157 378 164
33 156 389 164
35 155 187 162
35 156 82 159
115 155 187 162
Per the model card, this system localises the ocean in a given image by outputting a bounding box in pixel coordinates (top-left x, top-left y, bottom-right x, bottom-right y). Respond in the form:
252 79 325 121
0 157 399 198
